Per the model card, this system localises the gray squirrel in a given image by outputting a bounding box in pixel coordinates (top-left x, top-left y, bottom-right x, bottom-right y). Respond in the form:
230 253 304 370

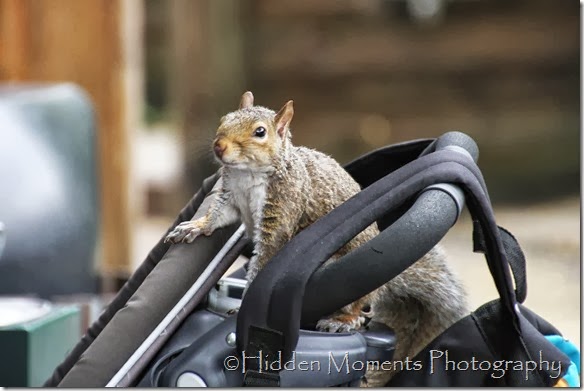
165 91 469 385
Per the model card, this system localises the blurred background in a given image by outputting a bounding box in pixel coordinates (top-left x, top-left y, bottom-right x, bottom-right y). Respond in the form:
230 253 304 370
0 0 579 384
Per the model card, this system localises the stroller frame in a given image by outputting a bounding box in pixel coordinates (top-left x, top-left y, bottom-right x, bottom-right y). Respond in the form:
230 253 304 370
45 131 573 387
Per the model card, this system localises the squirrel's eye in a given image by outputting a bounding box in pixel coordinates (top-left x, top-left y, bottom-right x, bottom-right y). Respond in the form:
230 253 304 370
253 126 267 138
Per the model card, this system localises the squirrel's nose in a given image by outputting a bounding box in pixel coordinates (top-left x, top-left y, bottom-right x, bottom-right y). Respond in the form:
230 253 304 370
214 142 226 158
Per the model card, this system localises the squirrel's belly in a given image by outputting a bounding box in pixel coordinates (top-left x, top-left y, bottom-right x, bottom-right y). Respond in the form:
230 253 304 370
228 179 268 243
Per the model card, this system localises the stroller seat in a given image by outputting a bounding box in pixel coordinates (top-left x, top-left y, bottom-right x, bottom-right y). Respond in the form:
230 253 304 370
45 132 578 387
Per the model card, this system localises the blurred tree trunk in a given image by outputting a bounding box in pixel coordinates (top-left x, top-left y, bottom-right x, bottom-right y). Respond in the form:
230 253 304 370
168 0 248 200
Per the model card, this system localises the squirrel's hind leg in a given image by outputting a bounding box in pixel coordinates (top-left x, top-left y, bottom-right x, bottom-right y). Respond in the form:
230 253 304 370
316 296 374 333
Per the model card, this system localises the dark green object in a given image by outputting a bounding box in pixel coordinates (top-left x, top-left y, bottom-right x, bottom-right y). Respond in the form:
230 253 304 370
0 305 81 387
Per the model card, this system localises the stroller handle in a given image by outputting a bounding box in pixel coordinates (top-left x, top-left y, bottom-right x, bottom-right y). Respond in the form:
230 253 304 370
434 130 479 162
301 131 478 324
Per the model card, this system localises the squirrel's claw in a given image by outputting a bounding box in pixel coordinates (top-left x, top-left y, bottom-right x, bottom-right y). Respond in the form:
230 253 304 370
183 227 202 243
164 220 205 243
316 314 366 333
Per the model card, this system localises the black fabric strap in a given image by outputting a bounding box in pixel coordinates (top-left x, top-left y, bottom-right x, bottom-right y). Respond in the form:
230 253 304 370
242 326 284 386
237 146 521 363
244 371 280 387
472 300 571 387
43 173 220 387
472 301 543 386
473 222 527 303
246 325 285 367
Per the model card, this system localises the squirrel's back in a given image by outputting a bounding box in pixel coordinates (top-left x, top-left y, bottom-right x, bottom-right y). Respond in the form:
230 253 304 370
292 146 362 226
258 144 376 262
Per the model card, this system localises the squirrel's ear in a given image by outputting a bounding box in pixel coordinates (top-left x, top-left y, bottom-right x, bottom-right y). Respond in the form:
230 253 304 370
275 100 294 138
239 91 254 109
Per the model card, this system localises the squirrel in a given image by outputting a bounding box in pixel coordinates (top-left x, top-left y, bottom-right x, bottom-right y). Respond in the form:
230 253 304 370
165 91 469 386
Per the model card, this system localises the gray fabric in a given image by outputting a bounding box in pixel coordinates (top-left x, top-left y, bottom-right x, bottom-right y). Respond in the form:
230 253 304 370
44 173 219 387
58 179 241 387
116 234 247 387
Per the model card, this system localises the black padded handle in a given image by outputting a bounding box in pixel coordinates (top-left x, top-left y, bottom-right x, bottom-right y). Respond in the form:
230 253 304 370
301 189 458 323
419 130 479 163
237 132 521 363
434 131 480 162
301 132 477 321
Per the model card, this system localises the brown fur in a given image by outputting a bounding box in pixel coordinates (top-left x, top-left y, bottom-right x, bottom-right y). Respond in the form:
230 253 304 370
166 92 470 386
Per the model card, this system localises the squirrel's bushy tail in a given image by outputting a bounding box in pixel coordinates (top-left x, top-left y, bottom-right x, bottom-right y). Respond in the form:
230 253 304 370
366 245 469 387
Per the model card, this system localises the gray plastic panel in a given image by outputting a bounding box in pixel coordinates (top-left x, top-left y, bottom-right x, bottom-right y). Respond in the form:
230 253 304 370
157 314 395 387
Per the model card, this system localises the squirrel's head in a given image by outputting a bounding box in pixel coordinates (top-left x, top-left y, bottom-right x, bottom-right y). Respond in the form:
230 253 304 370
212 91 294 171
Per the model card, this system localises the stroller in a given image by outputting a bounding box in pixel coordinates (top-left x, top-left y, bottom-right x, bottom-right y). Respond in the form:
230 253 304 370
45 131 579 387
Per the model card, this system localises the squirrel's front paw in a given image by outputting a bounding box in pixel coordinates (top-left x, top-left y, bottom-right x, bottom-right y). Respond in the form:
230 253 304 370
164 217 211 244
316 313 366 333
